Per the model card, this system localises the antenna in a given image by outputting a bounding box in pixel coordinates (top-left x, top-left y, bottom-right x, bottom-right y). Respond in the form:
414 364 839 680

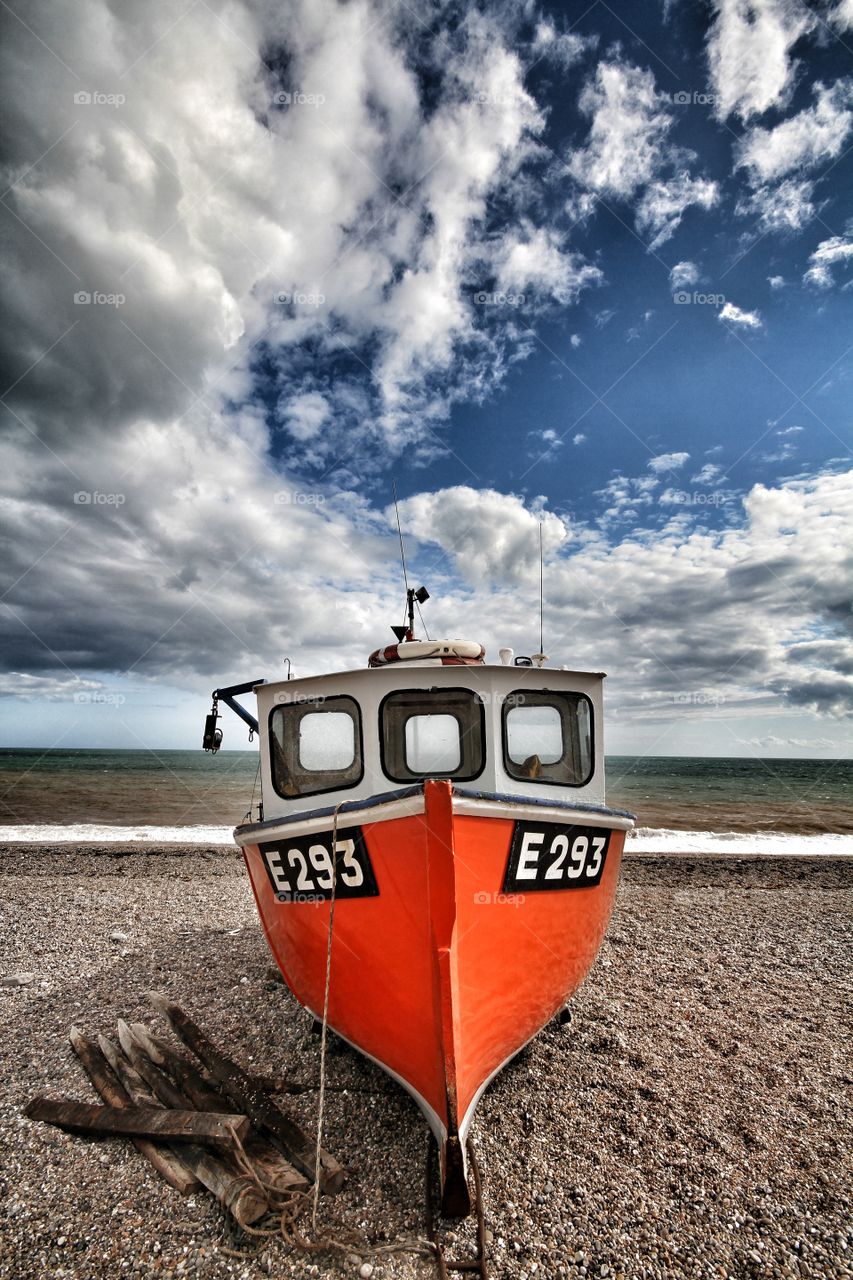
393 479 410 599
390 481 430 642
533 521 548 668
539 521 544 657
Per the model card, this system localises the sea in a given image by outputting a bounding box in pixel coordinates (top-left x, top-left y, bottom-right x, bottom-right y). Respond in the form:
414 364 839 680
0 749 851 854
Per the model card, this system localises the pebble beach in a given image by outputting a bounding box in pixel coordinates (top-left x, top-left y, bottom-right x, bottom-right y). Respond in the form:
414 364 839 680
0 845 850 1280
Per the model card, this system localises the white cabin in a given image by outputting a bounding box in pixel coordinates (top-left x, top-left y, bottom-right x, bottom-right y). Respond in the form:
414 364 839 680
252 661 610 823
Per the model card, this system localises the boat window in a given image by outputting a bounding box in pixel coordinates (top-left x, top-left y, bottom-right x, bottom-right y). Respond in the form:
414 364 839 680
405 714 461 774
269 695 363 798
502 691 593 787
381 689 485 783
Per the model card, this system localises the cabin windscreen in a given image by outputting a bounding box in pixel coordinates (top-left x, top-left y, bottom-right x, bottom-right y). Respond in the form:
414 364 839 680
269 695 363 798
502 691 593 787
380 688 485 783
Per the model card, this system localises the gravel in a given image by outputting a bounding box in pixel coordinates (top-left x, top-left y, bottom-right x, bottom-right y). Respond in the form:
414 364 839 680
0 845 850 1280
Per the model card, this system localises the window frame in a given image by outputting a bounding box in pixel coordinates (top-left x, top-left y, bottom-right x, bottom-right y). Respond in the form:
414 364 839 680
379 687 486 784
268 694 364 800
501 690 594 789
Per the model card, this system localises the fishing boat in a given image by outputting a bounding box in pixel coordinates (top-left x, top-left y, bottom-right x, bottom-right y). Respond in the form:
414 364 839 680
204 588 634 1215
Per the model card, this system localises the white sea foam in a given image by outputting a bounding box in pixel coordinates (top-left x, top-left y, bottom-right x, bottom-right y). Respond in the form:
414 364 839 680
1 822 852 855
0 823 235 845
626 828 853 856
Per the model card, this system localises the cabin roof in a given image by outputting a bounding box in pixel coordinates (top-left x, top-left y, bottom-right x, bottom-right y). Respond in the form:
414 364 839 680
255 663 607 696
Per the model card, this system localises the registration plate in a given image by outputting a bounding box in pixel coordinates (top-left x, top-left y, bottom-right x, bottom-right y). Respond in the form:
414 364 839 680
258 826 378 902
502 821 610 892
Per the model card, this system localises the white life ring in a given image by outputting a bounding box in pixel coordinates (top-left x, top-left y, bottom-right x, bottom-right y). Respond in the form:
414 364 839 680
368 639 486 669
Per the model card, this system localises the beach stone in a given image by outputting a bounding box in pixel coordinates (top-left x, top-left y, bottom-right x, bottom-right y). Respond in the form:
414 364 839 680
1 972 36 986
108 930 129 943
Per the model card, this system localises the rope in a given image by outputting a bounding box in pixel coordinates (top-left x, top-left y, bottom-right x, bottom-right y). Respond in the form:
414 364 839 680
311 801 341 1232
220 808 434 1265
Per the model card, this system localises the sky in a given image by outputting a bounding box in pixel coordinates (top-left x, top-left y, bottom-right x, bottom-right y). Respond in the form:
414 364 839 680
1 0 852 758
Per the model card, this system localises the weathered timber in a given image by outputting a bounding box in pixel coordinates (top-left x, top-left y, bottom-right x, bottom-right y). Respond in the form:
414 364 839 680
68 1027 197 1195
24 1097 250 1148
113 1023 269 1227
127 1023 228 1112
128 1023 309 1194
97 1034 163 1105
147 992 346 1193
128 1024 295 1095
117 1021 191 1110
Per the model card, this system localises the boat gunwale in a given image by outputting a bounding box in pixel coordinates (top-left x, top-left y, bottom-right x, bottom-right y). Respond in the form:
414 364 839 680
234 783 636 841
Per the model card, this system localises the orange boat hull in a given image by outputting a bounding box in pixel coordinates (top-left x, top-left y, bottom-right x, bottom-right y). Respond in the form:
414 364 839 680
239 780 625 1213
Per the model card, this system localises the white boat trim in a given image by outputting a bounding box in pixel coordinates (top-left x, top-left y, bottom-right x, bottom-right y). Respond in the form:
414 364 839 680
452 794 634 831
236 788 633 847
302 1001 448 1148
235 792 427 844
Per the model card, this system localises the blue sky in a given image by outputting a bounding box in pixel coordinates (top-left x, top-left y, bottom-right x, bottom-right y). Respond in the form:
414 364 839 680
1 0 852 756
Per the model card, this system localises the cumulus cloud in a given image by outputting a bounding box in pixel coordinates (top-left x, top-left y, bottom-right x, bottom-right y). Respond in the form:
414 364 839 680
397 470 853 717
636 173 718 250
492 225 602 307
691 463 723 484
2 0 851 744
530 19 596 69
736 79 853 183
830 0 853 30
803 231 853 289
736 178 818 235
648 452 690 474
566 60 717 248
719 301 762 328
670 261 700 291
394 487 568 584
707 0 816 121
732 79 852 236
0 0 605 472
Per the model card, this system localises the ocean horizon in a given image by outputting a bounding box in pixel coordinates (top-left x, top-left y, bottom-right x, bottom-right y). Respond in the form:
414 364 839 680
1 748 851 853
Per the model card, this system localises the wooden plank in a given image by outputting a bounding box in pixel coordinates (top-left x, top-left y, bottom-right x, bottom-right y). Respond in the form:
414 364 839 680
24 1097 250 1148
68 1027 197 1196
147 992 346 1193
112 1023 270 1227
127 1022 309 1194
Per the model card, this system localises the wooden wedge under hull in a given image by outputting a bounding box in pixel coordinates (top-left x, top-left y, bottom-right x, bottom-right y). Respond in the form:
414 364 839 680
237 779 628 1215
